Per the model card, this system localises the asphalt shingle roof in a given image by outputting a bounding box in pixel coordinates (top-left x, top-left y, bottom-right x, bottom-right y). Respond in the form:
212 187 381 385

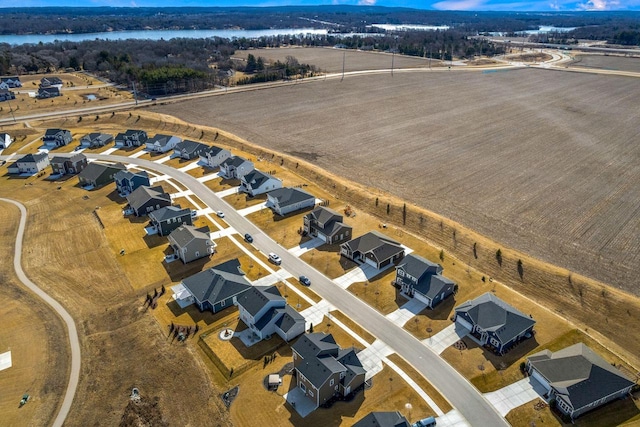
175 139 208 154
241 169 280 190
397 253 442 279
343 231 404 262
168 225 210 248
78 162 126 182
237 285 284 317
268 187 315 208
181 259 251 307
18 152 49 163
126 185 171 212
148 205 190 222
275 305 305 333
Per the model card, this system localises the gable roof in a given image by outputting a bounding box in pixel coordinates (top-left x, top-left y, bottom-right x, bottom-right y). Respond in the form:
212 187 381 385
181 259 251 307
116 129 146 138
202 145 228 156
78 162 126 181
18 152 48 163
397 254 454 299
241 169 280 190
237 285 284 317
148 134 181 147
275 305 305 333
222 155 250 167
148 205 190 222
50 153 85 164
168 225 210 248
337 347 366 386
175 139 208 154
307 206 342 225
455 293 535 343
343 231 403 260
82 132 112 143
528 343 635 411
268 187 315 208
114 169 149 183
126 185 171 211
353 412 411 427
44 128 70 138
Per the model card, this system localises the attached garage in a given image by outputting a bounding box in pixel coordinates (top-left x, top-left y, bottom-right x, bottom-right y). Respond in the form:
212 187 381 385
455 315 474 332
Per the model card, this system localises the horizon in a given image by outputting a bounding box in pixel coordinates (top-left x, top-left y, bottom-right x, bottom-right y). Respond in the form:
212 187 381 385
0 1 639 12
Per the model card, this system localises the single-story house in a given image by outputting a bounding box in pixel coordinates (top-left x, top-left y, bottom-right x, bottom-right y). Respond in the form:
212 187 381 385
236 285 305 342
239 169 282 197
219 155 254 179
145 134 182 153
353 412 411 427
37 87 61 99
0 76 22 89
114 170 150 196
0 89 16 102
77 162 126 189
148 205 193 236
173 139 209 160
125 185 172 216
179 258 252 313
200 145 231 168
266 187 316 216
10 152 50 174
80 133 113 148
394 253 456 309
527 343 635 420
454 292 536 355
40 76 63 88
0 133 12 149
115 129 148 147
168 225 215 264
50 153 88 176
292 332 366 411
303 206 352 245
340 231 405 270
43 129 72 147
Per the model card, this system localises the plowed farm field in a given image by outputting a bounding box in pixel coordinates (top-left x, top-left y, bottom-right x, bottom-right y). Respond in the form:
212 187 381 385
152 67 640 295
570 54 640 73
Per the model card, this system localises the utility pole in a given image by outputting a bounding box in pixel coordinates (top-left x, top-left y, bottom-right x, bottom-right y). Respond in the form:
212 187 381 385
341 50 345 82
391 50 395 76
132 81 138 105
6 97 16 123
429 47 432 69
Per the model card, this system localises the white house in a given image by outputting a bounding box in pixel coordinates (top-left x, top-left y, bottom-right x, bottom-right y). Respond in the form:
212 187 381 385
0 133 12 149
239 169 283 196
13 152 50 174
199 145 231 168
266 187 316 216
146 134 182 153
219 156 254 179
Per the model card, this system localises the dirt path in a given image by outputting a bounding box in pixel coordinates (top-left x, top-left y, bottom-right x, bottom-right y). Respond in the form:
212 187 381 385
0 198 81 427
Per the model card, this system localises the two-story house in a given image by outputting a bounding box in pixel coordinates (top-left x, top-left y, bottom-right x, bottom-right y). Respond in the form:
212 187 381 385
239 169 283 197
340 231 405 270
80 133 114 148
50 153 88 176
0 89 16 102
77 162 126 189
266 187 316 216
167 225 215 264
0 133 13 149
173 139 210 160
125 185 172 216
199 145 231 168
10 152 50 174
148 205 193 236
146 134 182 153
114 170 150 196
394 254 456 309
303 206 352 245
115 130 148 147
219 156 254 179
43 129 72 147
37 87 61 99
0 77 22 89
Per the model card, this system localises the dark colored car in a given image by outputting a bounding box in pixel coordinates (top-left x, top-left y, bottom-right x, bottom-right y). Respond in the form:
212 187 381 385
244 233 253 243
299 275 311 286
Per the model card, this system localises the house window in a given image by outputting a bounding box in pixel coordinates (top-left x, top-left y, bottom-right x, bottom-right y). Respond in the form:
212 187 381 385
340 372 345 379
309 390 314 397
330 379 334 387
178 217 182 222
293 353 297 360
220 300 225 307
300 383 306 393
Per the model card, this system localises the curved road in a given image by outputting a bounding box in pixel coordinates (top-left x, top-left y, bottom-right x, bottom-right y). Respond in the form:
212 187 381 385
0 198 81 427
87 153 509 427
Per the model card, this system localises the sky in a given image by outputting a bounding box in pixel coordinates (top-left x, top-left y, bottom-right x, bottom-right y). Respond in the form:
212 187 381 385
1 0 639 11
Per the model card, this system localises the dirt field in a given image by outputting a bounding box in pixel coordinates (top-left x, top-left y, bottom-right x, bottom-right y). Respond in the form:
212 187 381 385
150 68 640 298
233 46 442 74
570 54 640 73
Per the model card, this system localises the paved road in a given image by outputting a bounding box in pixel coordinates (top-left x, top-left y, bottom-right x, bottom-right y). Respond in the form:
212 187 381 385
0 198 81 427
86 153 508 427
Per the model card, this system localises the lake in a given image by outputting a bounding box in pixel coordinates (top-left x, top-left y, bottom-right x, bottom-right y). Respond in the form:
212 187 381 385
0 28 329 46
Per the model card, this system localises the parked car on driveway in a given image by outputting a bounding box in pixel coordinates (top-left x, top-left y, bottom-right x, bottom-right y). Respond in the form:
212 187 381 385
299 275 311 286
244 233 253 243
268 252 282 265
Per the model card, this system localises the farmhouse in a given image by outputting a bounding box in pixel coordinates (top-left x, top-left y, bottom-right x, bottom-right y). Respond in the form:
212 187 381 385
219 155 254 179
340 231 405 269
200 145 231 168
0 133 12 149
239 169 282 197
0 76 22 89
145 134 182 153
173 139 209 160
114 170 150 196
148 205 193 236
40 76 63 88
178 258 252 313
125 185 171 216
394 254 456 309
50 153 88 176
115 129 148 147
291 332 366 411
266 187 316 216
527 343 635 420
167 225 215 264
454 292 535 355
80 132 114 148
236 285 305 342
43 129 72 147
353 412 411 427
78 162 126 189
303 206 352 244
37 87 61 99
9 152 50 174
0 89 16 102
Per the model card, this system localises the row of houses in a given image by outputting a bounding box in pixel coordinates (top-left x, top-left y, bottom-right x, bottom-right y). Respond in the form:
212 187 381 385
0 76 22 89
0 89 16 102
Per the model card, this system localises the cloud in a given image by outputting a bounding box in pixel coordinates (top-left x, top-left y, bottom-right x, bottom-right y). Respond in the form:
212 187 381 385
358 0 377 4
432 0 485 10
577 0 619 9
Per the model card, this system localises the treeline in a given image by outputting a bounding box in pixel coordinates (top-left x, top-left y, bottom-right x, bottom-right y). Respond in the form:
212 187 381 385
236 54 319 85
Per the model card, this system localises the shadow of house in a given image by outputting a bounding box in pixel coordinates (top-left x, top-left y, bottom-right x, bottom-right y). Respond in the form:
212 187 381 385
266 187 316 217
162 255 210 283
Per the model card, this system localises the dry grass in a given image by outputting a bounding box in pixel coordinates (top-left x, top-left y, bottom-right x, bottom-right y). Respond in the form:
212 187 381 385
284 277 322 304
223 191 267 210
348 269 409 315
329 310 376 345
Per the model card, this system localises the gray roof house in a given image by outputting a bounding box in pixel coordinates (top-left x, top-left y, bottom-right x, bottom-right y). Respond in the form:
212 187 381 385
40 76 63 88
219 155 254 179
37 87 61 99
0 133 13 149
200 145 231 168
114 170 150 196
43 129 72 147
50 153 88 176
167 225 215 264
80 132 113 148
125 185 172 216
303 206 352 245
340 231 405 270
527 343 635 420
353 412 411 427
179 258 252 313
292 332 366 411
394 254 456 309
115 129 148 147
148 205 193 236
236 285 305 342
146 134 182 153
266 187 316 216
10 152 50 174
0 76 22 88
454 292 536 354
77 162 126 188
173 139 209 160
239 169 283 197
0 88 16 102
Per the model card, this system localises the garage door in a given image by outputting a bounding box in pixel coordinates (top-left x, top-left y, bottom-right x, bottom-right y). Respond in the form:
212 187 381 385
364 257 378 268
456 316 473 332
317 232 327 243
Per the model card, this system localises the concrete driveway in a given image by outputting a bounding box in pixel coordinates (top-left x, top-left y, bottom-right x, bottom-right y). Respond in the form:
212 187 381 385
423 323 470 355
484 377 546 416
